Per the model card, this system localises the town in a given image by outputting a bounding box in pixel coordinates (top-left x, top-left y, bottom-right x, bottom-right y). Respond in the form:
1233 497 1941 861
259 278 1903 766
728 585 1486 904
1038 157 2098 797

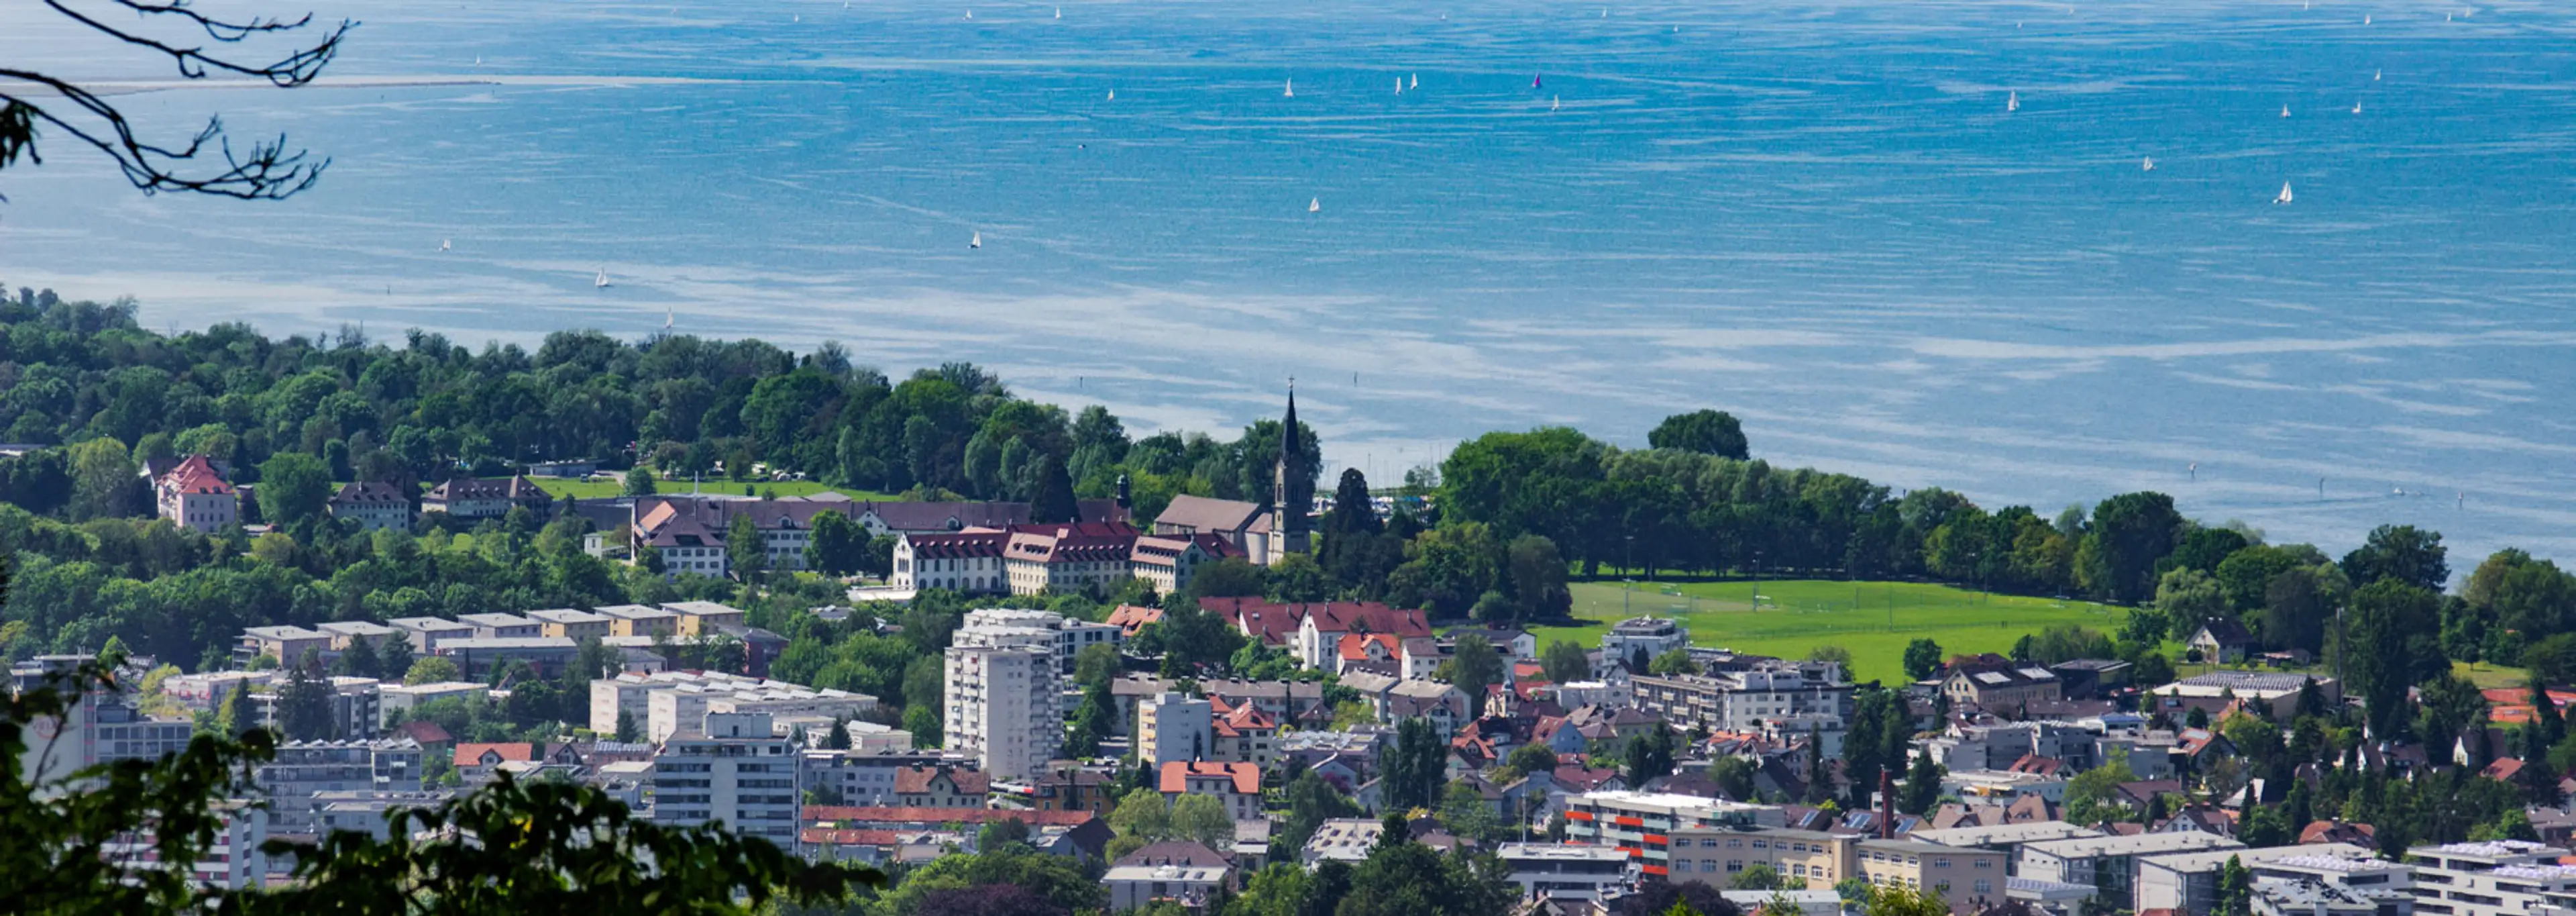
11 379 2562 916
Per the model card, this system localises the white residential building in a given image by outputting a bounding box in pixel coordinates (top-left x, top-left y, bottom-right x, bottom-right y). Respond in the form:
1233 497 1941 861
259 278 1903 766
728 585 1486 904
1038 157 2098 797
959 608 1124 674
2018 831 2245 906
1498 842 1635 902
154 454 238 535
1601 617 1690 668
1105 863 1232 911
1137 692 1214 768
2135 844 2394 916
651 711 800 848
610 671 877 744
945 643 1059 780
2408 839 2576 916
10 655 195 788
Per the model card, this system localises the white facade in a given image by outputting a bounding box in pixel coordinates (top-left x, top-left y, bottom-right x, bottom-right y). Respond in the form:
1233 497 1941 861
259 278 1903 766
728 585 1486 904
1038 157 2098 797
945 644 1059 780
891 537 1007 593
2408 839 2575 916
959 608 1125 674
1138 692 1214 768
1105 864 1231 911
1601 617 1690 667
1499 842 1635 901
651 711 800 847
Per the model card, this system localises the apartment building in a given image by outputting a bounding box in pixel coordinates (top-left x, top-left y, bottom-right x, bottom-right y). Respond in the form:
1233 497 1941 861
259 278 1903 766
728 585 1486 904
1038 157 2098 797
635 675 877 744
1857 838 2010 913
1561 791 1786 872
421 475 551 519
667 600 747 636
1138 692 1214 768
958 607 1124 675
892 531 1009 593
1631 663 1854 756
10 655 195 787
1667 827 1856 887
2408 839 2576 916
594 604 680 638
2017 831 2244 907
1601 617 1690 669
2135 844 2390 916
255 738 426 835
651 711 801 847
945 643 1060 780
387 617 474 652
1499 842 1635 902
314 620 402 655
1158 760 1265 823
796 750 962 809
526 608 613 641
239 625 332 665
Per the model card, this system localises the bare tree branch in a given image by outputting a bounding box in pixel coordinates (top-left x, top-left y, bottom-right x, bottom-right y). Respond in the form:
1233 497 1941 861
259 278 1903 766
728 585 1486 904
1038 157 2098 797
0 0 353 201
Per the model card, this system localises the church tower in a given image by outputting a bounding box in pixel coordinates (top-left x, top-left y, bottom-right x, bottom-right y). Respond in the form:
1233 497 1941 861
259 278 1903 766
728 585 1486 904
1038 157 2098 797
1274 385 1313 555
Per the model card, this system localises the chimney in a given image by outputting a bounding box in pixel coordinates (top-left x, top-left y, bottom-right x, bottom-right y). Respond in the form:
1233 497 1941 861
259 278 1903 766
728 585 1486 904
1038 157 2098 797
1879 768 1897 839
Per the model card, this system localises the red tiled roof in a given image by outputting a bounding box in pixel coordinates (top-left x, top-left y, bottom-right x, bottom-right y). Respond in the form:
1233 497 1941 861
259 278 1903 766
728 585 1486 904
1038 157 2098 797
1199 598 1431 648
904 530 1008 558
800 828 918 846
894 764 991 795
160 454 233 495
394 720 453 745
1159 760 1260 795
1338 632 1398 662
1212 701 1275 737
454 742 534 767
1108 605 1165 638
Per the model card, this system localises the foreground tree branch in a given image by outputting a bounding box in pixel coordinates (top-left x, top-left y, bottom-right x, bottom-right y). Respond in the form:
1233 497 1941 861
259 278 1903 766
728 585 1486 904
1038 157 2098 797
0 0 352 200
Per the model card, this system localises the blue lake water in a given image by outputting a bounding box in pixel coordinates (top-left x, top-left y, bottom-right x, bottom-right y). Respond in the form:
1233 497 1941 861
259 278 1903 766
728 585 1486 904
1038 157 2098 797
3 0 2574 566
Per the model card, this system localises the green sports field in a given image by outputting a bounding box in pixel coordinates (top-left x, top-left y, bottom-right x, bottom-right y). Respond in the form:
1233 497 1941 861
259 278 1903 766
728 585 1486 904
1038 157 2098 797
523 476 896 501
1527 579 2130 684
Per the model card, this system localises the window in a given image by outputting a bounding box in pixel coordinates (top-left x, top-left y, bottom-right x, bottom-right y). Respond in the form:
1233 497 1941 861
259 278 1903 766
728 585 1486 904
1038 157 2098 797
1727 861 1743 873
1974 880 1991 894
1975 859 1993 869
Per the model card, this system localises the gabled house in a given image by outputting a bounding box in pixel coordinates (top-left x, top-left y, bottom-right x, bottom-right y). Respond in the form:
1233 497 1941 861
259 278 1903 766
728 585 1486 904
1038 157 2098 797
2187 619 2257 665
423 475 551 520
154 454 237 535
1210 697 1281 768
1159 761 1263 822
892 764 991 809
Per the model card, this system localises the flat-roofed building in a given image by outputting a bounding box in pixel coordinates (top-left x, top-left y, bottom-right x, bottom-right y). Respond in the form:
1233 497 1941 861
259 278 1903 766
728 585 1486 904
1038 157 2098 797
378 681 488 719
2407 839 2574 916
239 625 331 664
1499 842 1634 902
2135 843 2387 916
455 613 541 640
314 620 401 653
1668 827 1855 888
1908 821 2103 876
387 617 473 653
1563 791 1786 872
1858 837 2010 913
432 637 578 679
2019 831 2244 907
594 604 678 638
526 608 612 641
1105 863 1232 911
665 601 746 636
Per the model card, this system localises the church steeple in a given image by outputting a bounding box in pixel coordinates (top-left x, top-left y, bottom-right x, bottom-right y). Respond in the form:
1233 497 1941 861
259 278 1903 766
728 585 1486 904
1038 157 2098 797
1274 381 1311 554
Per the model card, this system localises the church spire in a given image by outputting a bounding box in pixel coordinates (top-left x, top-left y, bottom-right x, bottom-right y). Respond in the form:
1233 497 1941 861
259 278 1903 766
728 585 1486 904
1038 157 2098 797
1274 380 1311 554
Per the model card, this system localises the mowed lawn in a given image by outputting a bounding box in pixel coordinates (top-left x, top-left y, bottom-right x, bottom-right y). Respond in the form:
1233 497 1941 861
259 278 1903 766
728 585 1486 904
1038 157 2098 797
1526 580 2129 684
523 476 897 502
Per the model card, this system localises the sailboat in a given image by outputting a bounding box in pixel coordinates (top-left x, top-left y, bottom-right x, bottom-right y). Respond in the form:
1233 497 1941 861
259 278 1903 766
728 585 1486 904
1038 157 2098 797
1551 95 1560 111
439 238 451 252
1532 74 1543 89
1409 73 1417 90
1395 77 1403 95
2274 182 2294 205
1107 89 1114 100
1055 7 1062 17
970 232 982 248
1308 197 1321 213
664 307 675 332
965 10 973 19
2141 157 2155 171
1283 79 1294 98
2363 14 2371 24
594 270 612 288
2281 104 2292 118
2374 69 2382 81
2352 101 2363 114
2006 91 2019 113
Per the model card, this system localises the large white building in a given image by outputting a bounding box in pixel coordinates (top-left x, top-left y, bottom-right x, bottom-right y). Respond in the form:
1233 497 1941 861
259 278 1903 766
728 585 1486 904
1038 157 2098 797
958 607 1124 674
2407 839 2576 916
587 670 877 744
945 643 1059 780
651 711 800 847
154 454 237 535
1601 617 1690 668
10 655 195 788
1136 692 1214 768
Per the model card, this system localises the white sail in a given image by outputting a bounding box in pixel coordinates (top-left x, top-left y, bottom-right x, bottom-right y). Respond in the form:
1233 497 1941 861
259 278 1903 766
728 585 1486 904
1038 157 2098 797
1409 73 1417 89
439 238 451 252
1552 95 1560 111
1107 89 1114 100
1396 77 1403 95
2363 14 2371 24
2006 91 2019 112
1284 79 1294 98
970 231 982 248
595 270 611 288
1308 197 1320 213
2375 68 2382 81
2274 182 2293 205
1056 7 1062 17
2281 104 2292 118
2352 101 2362 114
665 307 674 329
2142 157 2155 171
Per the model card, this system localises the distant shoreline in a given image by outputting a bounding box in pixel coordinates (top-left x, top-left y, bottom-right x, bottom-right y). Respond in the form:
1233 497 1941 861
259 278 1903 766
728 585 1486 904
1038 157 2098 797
17 74 751 97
